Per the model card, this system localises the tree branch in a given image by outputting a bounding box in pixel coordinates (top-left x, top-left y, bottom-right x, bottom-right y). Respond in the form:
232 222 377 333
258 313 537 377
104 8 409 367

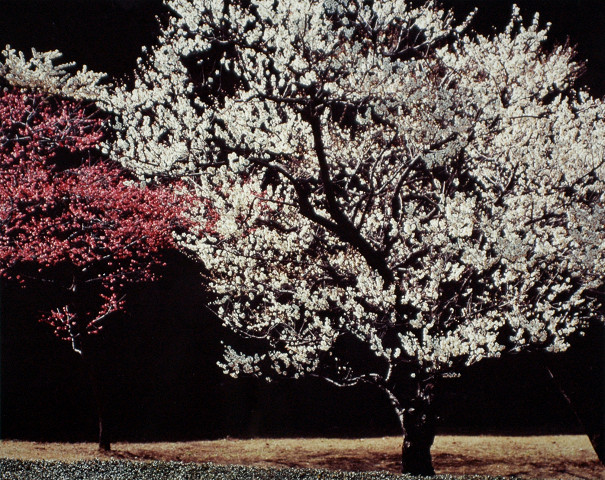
309 113 394 285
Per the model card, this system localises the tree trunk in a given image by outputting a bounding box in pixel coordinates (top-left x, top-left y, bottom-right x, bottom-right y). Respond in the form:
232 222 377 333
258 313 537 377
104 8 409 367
397 379 437 475
543 341 604 464
81 341 111 451
97 412 111 452
69 282 112 452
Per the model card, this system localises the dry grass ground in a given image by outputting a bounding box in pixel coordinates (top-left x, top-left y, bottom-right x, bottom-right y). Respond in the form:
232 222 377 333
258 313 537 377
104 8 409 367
1 436 603 480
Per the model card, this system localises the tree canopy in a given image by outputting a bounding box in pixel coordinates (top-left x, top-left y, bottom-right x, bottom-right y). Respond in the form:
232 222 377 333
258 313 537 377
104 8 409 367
101 0 604 382
0 86 192 354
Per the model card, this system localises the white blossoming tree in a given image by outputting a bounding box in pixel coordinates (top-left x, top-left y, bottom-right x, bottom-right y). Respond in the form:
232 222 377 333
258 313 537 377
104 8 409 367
100 0 604 474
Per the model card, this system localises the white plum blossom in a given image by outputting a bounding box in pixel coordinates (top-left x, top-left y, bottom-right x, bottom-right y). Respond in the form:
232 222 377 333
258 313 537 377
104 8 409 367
92 0 603 474
0 46 106 100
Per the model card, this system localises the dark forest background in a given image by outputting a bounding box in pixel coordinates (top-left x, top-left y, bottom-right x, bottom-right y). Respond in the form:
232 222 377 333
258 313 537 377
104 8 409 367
1 0 604 442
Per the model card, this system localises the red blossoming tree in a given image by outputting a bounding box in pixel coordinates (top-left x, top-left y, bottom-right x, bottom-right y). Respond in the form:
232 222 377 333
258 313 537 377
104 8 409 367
0 87 194 450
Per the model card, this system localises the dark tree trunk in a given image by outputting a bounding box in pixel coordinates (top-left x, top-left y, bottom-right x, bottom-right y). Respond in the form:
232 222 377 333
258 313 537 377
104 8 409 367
81 340 111 451
69 282 112 452
545 364 604 463
97 412 111 452
401 423 436 475
542 331 604 465
399 379 437 475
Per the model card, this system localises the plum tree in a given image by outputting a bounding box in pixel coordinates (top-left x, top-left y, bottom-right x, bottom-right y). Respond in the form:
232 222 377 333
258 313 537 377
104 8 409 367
0 84 194 450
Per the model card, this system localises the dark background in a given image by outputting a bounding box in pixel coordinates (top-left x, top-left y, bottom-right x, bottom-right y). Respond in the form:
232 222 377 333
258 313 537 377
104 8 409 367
0 0 604 96
1 0 604 442
3 255 602 442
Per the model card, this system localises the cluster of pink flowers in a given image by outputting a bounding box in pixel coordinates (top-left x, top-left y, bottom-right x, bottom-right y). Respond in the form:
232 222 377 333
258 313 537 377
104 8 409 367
0 88 192 350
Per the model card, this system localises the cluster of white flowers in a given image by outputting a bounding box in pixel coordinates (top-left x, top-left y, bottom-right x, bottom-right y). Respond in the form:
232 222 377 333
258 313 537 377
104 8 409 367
21 0 601 411
0 46 106 100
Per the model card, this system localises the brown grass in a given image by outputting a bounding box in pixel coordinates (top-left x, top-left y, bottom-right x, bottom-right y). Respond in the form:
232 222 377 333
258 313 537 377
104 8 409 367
1 436 603 480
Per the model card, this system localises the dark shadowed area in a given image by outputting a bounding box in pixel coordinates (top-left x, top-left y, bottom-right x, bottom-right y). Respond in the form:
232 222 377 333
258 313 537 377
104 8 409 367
1 0 603 95
2 253 602 442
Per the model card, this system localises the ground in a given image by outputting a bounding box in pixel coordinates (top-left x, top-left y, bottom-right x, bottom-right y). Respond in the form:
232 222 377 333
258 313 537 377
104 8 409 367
1 436 603 479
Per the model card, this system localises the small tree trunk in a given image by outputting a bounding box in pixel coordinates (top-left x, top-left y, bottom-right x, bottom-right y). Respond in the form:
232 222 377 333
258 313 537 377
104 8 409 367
69 284 111 452
544 363 604 464
81 341 111 451
90 356 111 451
539 327 604 465
97 411 111 452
